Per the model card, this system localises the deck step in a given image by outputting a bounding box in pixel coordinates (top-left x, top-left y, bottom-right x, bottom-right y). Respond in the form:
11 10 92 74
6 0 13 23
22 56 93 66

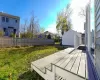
55 50 76 66
31 48 87 80
44 48 75 71
58 50 81 68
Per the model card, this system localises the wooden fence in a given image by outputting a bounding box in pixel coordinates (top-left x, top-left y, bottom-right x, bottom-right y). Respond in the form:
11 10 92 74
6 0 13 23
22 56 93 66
0 38 54 47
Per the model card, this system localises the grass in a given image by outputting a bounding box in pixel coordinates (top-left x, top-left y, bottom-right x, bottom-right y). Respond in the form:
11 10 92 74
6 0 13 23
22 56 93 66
0 46 60 80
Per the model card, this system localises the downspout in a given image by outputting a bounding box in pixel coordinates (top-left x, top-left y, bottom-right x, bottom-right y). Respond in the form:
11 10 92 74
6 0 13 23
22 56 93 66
87 2 91 53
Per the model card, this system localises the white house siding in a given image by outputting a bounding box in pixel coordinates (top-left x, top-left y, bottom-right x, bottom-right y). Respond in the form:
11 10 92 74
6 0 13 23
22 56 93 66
0 13 20 36
62 29 81 48
62 30 75 46
74 33 81 49
95 0 100 78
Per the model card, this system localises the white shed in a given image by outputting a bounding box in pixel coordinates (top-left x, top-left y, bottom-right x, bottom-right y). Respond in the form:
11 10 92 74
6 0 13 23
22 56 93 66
62 29 82 48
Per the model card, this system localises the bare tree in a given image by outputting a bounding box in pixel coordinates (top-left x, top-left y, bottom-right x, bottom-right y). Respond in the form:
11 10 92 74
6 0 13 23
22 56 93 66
29 12 40 36
20 11 40 38
23 19 28 33
65 4 73 19
79 8 86 16
79 7 86 20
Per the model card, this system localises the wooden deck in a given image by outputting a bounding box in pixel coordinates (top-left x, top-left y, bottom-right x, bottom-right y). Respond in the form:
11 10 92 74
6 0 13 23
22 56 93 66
31 48 88 80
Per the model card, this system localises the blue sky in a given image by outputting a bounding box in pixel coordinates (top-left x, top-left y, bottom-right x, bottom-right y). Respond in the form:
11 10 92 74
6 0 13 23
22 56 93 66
0 0 94 33
0 0 70 29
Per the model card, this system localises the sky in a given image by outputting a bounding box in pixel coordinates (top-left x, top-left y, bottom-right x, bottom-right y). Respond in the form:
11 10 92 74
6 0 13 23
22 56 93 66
0 0 70 33
46 0 94 33
0 0 94 33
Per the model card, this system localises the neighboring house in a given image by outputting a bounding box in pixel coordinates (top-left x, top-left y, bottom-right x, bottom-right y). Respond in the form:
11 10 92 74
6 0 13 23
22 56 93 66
42 31 57 39
62 29 82 48
0 12 20 37
44 31 55 37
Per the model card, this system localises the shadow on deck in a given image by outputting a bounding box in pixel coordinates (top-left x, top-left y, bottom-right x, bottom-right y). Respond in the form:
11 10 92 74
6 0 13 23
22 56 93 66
78 45 98 80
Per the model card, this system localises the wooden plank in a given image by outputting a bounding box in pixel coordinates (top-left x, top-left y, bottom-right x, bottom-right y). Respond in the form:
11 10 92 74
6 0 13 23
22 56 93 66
45 50 72 70
55 53 72 66
55 66 85 80
45 64 51 70
65 52 79 71
40 67 46 73
78 52 86 77
59 50 77 68
71 52 82 74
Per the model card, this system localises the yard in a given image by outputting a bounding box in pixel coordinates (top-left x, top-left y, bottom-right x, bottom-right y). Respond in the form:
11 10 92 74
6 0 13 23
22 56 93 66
0 46 61 80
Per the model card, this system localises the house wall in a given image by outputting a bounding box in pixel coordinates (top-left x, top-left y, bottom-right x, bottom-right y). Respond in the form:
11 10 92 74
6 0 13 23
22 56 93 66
62 30 81 48
74 33 82 49
62 30 75 46
0 15 20 36
95 0 100 78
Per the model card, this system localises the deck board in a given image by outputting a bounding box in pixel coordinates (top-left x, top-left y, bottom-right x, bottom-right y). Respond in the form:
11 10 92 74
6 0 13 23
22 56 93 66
31 48 88 80
71 52 82 74
78 52 86 77
55 51 75 66
65 52 79 71
59 51 77 68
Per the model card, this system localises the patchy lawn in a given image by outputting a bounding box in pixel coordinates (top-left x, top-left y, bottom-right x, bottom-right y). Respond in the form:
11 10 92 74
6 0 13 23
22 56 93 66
0 46 60 80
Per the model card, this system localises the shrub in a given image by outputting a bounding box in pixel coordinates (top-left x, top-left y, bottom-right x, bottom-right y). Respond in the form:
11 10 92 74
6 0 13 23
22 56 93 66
20 32 33 38
0 30 4 37
54 36 60 42
10 33 16 38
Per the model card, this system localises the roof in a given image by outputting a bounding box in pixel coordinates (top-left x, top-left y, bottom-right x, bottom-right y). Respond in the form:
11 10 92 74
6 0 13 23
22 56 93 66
0 12 20 19
43 31 56 36
63 29 81 37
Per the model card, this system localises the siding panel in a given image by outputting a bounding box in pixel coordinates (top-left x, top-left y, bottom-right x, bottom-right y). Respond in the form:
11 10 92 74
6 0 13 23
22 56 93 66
95 0 100 78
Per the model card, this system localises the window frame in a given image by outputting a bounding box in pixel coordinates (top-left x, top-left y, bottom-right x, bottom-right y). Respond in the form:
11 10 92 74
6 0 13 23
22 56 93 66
15 20 18 23
6 17 9 22
2 17 5 22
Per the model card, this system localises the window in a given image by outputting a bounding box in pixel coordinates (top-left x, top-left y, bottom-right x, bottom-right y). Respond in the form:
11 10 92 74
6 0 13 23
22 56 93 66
14 29 16 34
3 28 6 32
6 18 9 22
2 17 5 22
15 20 18 23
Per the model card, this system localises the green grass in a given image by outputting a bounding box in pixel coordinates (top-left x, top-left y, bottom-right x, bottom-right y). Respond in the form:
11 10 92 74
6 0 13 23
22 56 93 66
0 46 59 80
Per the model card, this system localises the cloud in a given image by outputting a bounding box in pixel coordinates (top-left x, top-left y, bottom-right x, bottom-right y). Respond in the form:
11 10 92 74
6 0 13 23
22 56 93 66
45 0 92 34
45 22 57 33
70 0 89 33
